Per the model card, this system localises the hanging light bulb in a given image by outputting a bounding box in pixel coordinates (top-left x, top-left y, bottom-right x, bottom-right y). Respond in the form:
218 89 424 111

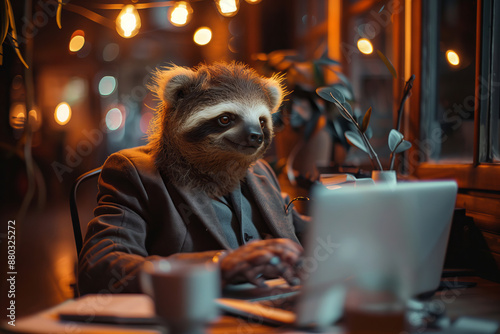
215 0 239 17
116 5 141 38
169 1 193 27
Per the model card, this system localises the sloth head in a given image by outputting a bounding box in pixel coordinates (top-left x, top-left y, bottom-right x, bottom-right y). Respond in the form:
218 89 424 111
148 62 284 197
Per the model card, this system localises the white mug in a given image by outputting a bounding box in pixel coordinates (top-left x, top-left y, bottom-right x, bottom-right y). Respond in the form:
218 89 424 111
141 259 220 334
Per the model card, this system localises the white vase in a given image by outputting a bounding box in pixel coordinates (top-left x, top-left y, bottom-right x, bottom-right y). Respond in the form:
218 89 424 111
371 170 397 185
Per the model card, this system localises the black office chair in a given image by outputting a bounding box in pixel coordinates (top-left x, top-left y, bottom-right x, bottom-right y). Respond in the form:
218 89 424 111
69 167 102 257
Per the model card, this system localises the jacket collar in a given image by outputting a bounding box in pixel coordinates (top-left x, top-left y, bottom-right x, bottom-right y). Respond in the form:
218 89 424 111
171 166 299 249
245 167 300 244
169 182 233 251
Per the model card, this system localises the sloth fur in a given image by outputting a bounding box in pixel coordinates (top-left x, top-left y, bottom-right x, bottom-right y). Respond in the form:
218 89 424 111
148 62 284 198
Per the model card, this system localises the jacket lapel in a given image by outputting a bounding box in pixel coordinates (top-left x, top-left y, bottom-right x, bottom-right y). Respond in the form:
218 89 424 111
245 168 300 244
168 182 232 251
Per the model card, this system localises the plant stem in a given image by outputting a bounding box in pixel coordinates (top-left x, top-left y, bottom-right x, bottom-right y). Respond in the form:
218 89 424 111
389 139 403 170
396 74 415 132
329 93 383 170
362 133 383 170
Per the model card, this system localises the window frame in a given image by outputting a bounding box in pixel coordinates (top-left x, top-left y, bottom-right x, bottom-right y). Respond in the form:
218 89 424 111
409 0 500 192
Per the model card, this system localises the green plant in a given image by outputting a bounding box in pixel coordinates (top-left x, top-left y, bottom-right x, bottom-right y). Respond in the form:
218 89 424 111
316 74 415 171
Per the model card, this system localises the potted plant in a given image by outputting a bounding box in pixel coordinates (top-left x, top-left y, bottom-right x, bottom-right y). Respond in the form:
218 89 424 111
316 74 415 183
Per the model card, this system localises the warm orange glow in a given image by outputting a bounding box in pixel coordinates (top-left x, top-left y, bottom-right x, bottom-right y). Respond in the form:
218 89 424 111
245 0 262 3
55 102 72 125
28 108 42 131
357 38 373 54
69 30 85 52
116 5 141 38
215 0 239 17
446 50 460 66
193 27 212 45
169 1 193 27
9 103 26 129
140 111 154 134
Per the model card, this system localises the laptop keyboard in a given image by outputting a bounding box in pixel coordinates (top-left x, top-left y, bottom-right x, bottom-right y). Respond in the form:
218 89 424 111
256 293 299 311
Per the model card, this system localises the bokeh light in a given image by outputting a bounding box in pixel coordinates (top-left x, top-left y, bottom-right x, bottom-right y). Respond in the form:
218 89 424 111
446 50 460 66
103 43 120 62
105 107 124 131
28 108 42 131
357 38 373 55
193 27 212 45
55 102 72 125
98 76 117 96
9 103 26 130
69 30 85 52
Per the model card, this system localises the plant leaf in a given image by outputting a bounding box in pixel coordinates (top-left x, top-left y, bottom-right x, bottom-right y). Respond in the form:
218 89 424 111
331 83 353 101
315 57 341 67
342 101 352 115
6 0 28 68
56 1 63 29
394 140 412 153
334 100 355 123
376 50 397 79
365 125 373 139
388 129 404 152
1 0 9 45
361 107 372 133
345 130 368 153
325 68 355 100
316 87 345 104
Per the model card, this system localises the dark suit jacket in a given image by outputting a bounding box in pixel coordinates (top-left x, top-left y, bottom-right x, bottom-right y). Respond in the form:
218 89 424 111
78 145 308 295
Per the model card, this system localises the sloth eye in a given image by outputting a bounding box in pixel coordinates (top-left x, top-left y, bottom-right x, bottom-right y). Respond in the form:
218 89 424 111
218 115 231 126
260 118 266 128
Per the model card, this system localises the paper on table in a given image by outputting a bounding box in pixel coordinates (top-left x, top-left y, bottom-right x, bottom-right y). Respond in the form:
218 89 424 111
58 294 159 325
2 294 161 334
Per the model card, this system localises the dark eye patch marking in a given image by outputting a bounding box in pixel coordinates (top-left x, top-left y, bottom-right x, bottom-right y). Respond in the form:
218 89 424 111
183 115 235 142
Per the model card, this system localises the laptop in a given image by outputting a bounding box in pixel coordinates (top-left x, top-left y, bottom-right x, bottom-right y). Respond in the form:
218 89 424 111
217 180 458 329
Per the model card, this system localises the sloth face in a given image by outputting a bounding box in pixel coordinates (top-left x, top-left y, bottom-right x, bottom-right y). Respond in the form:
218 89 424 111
148 62 284 195
180 101 273 157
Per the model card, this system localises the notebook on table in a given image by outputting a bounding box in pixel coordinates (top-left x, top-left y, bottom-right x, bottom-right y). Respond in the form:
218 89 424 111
217 180 458 329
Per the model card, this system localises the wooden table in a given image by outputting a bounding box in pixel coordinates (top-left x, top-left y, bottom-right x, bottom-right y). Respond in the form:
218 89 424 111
2 276 499 334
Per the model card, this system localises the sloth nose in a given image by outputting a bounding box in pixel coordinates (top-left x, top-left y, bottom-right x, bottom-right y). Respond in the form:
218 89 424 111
244 123 263 147
247 131 263 147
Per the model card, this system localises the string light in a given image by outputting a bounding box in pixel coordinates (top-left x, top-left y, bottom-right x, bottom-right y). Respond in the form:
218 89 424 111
245 0 262 3
446 50 460 66
116 5 141 38
55 102 72 125
357 38 373 55
193 27 212 45
169 1 193 27
215 0 239 17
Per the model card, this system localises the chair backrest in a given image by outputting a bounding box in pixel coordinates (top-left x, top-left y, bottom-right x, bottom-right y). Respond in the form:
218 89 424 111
69 167 102 257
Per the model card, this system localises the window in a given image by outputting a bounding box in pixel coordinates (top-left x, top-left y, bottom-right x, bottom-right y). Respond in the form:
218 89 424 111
413 0 500 191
